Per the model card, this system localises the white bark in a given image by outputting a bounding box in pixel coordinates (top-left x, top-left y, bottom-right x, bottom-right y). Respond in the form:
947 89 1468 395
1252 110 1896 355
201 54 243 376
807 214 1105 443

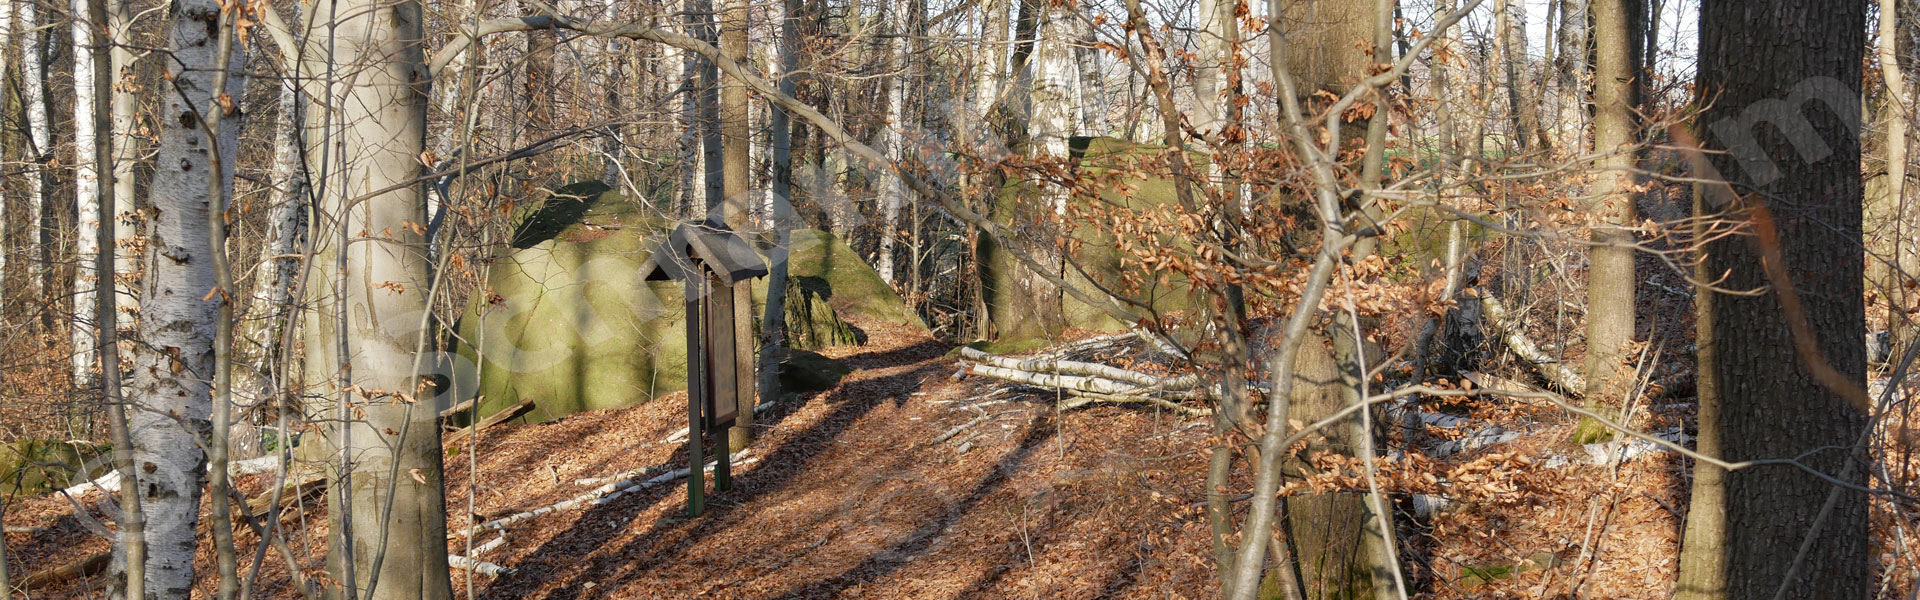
238 79 308 409
973 0 1009 115
72 0 103 386
1029 7 1077 160
110 0 139 335
958 346 1201 390
20 1 53 300
0 0 12 310
1073 20 1106 134
876 1 910 283
447 555 514 578
114 0 246 592
1480 291 1588 393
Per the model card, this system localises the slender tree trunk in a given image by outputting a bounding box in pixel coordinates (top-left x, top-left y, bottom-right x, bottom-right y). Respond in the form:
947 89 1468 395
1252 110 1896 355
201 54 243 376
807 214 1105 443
1582 0 1637 406
1675 1 1870 597
757 0 800 447
72 0 103 388
877 0 910 283
1495 0 1538 152
86 0 143 594
233 69 308 458
302 0 454 594
720 0 758 451
1880 0 1918 363
696 0 724 215
0 0 11 313
20 1 53 305
1073 20 1106 134
671 8 699 218
109 0 138 336
973 0 1009 115
199 7 248 596
1555 0 1589 148
114 0 246 591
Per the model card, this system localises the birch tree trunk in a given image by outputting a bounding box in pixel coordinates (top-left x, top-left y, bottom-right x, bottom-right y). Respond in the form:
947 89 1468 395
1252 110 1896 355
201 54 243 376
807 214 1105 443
72 0 102 387
110 0 139 335
876 0 909 283
301 0 454 594
234 75 308 452
0 0 13 312
112 0 246 592
1073 20 1106 134
756 0 799 447
670 9 699 217
20 1 53 303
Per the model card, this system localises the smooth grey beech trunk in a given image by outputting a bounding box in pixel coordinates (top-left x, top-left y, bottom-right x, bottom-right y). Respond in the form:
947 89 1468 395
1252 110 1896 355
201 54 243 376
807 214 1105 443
299 0 453 596
111 0 245 594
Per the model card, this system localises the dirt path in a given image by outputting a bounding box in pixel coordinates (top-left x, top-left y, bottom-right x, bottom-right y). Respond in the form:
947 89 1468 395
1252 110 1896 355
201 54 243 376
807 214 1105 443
6 321 1222 599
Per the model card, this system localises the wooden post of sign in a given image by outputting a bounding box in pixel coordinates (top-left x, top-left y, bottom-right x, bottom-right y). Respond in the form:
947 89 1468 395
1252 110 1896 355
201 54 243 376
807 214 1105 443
709 270 733 492
685 275 706 517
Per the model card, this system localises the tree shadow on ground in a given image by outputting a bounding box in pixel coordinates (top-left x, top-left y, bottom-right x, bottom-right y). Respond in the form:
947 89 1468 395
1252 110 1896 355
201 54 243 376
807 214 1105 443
764 421 1058 599
480 340 950 599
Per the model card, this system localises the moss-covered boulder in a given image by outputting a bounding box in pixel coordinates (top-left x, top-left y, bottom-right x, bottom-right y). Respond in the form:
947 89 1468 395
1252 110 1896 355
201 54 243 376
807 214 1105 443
454 183 916 422
980 136 1195 343
1 439 100 500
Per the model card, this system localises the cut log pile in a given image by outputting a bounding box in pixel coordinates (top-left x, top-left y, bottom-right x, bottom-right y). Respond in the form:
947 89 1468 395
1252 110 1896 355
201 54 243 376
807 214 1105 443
955 346 1210 416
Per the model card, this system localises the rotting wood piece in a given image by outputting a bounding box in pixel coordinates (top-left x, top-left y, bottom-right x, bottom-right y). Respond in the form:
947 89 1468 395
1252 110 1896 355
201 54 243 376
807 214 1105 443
21 550 110 588
444 397 538 445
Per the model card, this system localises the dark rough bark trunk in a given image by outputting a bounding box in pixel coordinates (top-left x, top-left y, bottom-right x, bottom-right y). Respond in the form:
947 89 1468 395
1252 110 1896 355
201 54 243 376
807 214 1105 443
1675 1 1870 598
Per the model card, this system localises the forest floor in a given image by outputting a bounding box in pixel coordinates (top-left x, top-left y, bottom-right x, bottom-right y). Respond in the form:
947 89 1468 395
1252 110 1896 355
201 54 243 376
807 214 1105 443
4 311 1912 598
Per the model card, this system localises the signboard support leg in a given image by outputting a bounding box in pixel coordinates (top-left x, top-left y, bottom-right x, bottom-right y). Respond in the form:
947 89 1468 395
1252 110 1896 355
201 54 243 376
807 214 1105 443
686 284 706 517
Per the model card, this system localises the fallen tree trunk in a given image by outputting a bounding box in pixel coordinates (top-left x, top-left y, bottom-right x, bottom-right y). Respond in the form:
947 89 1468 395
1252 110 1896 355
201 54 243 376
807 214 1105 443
444 397 538 445
448 554 514 577
469 453 758 536
61 454 283 497
962 363 1203 400
1479 291 1587 393
1058 389 1212 416
959 346 1199 390
20 551 110 588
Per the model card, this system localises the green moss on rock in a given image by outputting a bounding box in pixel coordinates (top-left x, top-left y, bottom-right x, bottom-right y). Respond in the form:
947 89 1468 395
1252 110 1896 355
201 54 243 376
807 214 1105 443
980 136 1195 346
2 439 100 500
453 184 915 422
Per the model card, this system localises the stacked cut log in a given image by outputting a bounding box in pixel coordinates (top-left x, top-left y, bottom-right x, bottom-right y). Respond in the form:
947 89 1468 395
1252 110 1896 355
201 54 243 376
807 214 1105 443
956 346 1210 415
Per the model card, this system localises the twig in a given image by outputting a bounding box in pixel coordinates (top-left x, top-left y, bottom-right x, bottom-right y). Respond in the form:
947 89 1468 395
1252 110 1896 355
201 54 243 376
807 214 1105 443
930 411 1000 445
